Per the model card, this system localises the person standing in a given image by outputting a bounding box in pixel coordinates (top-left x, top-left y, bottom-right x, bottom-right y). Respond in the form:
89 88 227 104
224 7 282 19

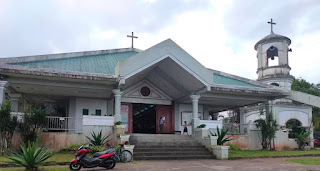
183 121 188 135
159 117 164 134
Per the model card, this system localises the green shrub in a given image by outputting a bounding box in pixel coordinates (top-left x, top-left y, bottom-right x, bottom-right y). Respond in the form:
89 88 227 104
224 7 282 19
60 143 86 152
85 130 110 146
7 141 52 170
0 99 18 152
209 127 233 145
88 146 107 153
197 124 206 128
114 121 122 126
229 144 242 151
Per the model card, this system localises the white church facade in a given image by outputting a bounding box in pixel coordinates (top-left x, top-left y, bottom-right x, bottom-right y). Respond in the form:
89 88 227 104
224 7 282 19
0 22 319 150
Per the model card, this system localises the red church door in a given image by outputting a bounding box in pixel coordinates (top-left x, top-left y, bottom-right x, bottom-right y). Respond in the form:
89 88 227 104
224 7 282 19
156 105 174 134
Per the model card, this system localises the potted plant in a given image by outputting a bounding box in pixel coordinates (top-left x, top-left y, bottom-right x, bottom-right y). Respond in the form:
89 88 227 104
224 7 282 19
113 121 125 136
210 127 232 159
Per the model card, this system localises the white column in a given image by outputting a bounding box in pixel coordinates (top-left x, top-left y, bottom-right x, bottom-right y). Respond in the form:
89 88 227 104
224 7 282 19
0 81 8 106
190 95 200 137
112 89 123 122
8 93 21 112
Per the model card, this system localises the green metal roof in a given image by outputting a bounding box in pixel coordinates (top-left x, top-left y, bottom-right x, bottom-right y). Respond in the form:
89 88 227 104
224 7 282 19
213 73 262 88
11 51 138 75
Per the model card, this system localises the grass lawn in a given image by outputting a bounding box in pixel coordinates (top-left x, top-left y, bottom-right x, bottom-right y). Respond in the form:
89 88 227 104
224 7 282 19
0 167 69 171
0 153 74 164
285 158 320 165
229 149 320 159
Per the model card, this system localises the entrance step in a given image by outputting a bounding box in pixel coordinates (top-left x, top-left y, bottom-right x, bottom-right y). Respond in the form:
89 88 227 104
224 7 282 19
130 134 214 160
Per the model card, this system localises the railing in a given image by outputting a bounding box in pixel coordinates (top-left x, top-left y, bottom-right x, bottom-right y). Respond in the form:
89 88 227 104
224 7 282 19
199 120 223 129
46 116 83 132
221 123 253 135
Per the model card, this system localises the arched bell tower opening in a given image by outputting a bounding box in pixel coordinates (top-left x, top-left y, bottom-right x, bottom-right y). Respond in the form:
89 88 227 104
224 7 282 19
254 18 294 90
267 46 279 67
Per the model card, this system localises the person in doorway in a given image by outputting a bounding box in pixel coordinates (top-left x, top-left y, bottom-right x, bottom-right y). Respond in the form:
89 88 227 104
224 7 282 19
159 117 164 134
183 121 188 135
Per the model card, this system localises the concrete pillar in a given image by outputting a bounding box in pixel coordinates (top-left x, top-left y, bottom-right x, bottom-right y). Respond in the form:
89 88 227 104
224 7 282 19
190 95 200 137
0 81 8 106
8 93 21 112
112 89 123 122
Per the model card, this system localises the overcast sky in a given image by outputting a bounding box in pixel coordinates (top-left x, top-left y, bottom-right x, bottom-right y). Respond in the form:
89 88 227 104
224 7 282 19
0 0 319 84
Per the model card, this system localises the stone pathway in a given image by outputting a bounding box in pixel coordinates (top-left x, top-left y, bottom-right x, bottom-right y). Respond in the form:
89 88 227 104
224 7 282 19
80 158 320 171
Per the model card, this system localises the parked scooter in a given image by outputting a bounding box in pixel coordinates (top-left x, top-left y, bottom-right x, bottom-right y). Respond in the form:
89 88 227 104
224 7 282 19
69 144 116 170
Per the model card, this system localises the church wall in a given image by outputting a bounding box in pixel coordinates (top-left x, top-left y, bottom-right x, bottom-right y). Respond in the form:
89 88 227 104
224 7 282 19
75 97 108 116
273 104 312 127
177 103 203 135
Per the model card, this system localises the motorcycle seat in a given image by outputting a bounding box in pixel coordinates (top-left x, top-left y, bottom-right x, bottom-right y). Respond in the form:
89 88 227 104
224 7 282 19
92 148 115 158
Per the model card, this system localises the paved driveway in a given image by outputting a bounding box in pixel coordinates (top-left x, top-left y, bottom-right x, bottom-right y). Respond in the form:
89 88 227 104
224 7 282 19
82 158 320 171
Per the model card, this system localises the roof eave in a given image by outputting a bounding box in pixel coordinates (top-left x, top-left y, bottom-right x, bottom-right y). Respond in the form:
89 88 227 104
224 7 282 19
210 84 288 97
0 64 117 81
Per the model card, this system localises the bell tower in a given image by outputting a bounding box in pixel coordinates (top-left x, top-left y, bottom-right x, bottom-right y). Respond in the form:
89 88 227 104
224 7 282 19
255 19 294 90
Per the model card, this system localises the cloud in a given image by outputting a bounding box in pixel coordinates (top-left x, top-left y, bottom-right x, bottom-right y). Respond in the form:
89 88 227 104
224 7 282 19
0 0 319 84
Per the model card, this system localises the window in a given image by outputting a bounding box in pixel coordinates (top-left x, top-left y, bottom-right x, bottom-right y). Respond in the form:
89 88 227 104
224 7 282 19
96 109 101 116
140 86 151 97
286 119 302 139
270 83 280 87
83 109 89 115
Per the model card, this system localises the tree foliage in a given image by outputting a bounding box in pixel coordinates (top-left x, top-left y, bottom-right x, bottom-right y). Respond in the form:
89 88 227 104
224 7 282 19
18 108 47 143
294 128 311 150
0 99 18 152
255 113 278 150
291 78 320 130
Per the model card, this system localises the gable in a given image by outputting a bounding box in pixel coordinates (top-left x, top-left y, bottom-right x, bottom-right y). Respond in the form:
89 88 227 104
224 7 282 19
122 80 172 105
118 39 213 86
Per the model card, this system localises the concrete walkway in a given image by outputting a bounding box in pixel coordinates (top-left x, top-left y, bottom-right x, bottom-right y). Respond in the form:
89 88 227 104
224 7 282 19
80 158 320 171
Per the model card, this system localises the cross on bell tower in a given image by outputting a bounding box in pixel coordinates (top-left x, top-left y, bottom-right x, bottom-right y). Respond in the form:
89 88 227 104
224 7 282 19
267 18 276 33
127 32 138 48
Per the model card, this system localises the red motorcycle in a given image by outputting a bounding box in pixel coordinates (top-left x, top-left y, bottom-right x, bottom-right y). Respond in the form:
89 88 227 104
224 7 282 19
69 144 116 170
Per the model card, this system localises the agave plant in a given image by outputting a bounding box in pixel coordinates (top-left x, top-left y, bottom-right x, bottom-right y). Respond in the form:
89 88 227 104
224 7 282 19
210 127 233 145
7 141 52 170
86 130 110 146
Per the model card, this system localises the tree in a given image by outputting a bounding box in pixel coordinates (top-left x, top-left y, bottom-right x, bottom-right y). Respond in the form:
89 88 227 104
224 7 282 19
255 113 278 150
0 99 18 155
291 78 320 132
18 108 47 143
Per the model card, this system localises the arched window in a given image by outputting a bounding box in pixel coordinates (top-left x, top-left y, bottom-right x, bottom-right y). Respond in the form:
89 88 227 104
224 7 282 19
270 83 279 87
267 46 279 67
286 119 302 139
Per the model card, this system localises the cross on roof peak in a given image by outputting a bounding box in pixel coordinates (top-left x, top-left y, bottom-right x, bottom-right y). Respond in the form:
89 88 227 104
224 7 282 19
267 18 276 34
127 32 138 48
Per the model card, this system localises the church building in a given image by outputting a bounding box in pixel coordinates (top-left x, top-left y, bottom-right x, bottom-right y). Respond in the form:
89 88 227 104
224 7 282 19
0 20 319 150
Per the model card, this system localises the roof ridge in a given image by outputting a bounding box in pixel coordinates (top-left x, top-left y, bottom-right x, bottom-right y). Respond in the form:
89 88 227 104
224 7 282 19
0 48 142 64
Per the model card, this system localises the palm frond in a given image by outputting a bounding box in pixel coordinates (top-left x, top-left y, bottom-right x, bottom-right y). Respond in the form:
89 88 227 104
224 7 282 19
6 141 52 170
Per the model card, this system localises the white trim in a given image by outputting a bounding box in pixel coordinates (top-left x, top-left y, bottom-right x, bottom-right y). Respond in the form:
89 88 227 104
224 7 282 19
123 53 210 87
123 80 173 100
122 97 171 105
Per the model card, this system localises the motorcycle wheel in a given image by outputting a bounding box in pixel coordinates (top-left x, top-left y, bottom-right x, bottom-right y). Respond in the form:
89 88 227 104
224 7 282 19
69 162 82 171
104 157 116 169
